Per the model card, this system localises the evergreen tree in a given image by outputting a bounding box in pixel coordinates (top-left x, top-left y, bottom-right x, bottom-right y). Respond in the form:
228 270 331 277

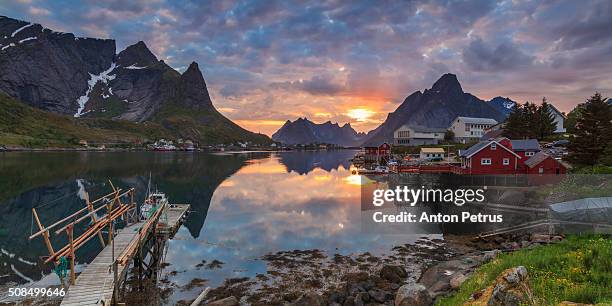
503 104 525 139
568 93 612 166
565 103 585 134
523 102 539 139
537 97 557 139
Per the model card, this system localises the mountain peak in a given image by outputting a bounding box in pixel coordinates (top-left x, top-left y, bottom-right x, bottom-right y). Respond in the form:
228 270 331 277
117 41 157 67
272 117 365 146
430 73 463 94
178 61 212 109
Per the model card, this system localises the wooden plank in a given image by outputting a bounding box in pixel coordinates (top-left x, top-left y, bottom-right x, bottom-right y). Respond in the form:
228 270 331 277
60 203 190 305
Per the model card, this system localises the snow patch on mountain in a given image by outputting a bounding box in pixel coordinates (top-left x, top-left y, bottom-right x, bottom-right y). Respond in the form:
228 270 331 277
1 43 15 51
124 64 148 70
11 23 33 37
74 63 117 117
18 36 36 43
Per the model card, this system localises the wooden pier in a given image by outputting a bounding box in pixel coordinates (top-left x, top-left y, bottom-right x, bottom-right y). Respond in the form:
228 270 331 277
29 182 190 306
60 222 144 306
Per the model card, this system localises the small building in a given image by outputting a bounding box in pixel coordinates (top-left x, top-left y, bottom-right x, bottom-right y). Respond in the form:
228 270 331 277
547 104 566 133
393 125 446 146
364 143 392 163
458 138 521 174
524 152 568 175
458 137 568 175
510 139 541 159
449 116 498 143
420 148 445 160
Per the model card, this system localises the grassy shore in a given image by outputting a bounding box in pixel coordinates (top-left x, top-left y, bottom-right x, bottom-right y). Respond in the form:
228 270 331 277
437 235 612 305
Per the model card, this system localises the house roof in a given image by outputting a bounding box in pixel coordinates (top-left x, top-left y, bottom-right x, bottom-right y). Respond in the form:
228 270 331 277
396 124 446 133
510 139 540 151
524 151 551 168
420 147 444 154
480 129 504 141
454 116 498 125
459 139 521 159
547 104 566 119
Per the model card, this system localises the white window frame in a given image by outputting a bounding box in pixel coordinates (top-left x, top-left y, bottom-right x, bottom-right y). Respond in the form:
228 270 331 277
539 167 544 174
491 143 497 150
481 158 492 165
525 151 535 157
503 158 509 165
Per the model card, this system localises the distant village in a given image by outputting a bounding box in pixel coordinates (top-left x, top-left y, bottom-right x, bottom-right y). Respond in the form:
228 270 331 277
353 105 571 176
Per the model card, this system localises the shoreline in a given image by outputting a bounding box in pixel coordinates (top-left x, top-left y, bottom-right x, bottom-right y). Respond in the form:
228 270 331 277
152 233 548 306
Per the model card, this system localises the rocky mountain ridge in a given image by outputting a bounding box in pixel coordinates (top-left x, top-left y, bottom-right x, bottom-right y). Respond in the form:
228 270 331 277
0 16 268 144
488 96 517 117
272 118 366 146
362 74 508 145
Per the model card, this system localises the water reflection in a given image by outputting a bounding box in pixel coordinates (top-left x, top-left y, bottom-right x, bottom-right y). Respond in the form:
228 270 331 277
163 153 424 304
276 150 354 174
0 150 424 305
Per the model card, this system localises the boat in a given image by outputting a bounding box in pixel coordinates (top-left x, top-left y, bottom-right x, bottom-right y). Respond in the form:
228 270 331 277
141 191 169 220
153 144 177 151
355 165 390 175
141 174 169 220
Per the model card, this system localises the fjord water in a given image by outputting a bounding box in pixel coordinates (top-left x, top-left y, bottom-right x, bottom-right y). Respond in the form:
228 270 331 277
0 151 427 303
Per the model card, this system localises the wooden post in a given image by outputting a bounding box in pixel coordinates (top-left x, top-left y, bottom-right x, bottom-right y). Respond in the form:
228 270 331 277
67 225 76 285
85 194 106 248
32 208 55 257
107 191 117 245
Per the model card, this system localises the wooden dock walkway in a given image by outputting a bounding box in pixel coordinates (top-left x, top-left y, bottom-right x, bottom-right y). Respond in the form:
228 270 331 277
158 204 190 236
60 204 190 305
60 222 143 306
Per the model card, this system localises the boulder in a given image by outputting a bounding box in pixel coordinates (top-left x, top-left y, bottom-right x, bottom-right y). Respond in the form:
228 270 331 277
207 296 239 306
530 234 551 243
380 265 407 283
483 249 501 262
450 273 467 289
291 292 324 306
468 266 531 306
368 288 387 303
394 283 432 306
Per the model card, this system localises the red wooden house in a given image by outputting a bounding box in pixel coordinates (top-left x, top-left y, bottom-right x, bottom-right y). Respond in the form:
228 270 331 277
458 138 522 174
524 152 567 175
364 142 392 163
458 138 567 175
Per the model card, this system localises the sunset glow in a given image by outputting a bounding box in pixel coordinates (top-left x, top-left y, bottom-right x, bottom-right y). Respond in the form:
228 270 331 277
347 108 375 122
4 1 611 137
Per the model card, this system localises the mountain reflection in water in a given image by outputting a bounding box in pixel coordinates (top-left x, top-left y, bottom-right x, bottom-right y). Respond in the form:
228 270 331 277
0 150 427 304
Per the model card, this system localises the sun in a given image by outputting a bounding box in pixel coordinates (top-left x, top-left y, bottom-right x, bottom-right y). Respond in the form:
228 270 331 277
347 108 375 122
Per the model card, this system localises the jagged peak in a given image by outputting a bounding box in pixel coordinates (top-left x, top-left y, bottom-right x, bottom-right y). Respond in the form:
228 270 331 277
117 41 158 67
182 61 204 80
430 73 463 94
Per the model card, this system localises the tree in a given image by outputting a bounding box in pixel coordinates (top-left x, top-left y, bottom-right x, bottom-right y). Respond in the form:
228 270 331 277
537 97 557 139
503 104 525 139
565 103 585 134
503 99 561 140
523 102 539 139
444 130 455 142
568 93 612 166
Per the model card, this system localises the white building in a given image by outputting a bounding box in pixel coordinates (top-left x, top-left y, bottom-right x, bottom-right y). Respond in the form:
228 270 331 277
547 104 566 133
419 147 445 160
449 116 498 143
393 125 446 146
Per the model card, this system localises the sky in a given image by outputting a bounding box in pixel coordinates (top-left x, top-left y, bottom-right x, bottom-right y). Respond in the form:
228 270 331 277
2 0 612 135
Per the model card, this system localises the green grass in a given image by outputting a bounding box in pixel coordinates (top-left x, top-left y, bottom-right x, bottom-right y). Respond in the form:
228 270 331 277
0 92 271 147
437 235 612 305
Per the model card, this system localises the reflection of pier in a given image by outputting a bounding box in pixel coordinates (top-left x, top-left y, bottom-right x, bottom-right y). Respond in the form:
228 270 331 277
29 182 189 305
